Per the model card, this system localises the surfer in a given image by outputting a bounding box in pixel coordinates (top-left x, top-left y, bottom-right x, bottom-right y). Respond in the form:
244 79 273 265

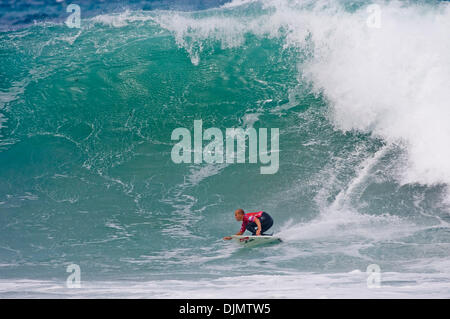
223 209 274 240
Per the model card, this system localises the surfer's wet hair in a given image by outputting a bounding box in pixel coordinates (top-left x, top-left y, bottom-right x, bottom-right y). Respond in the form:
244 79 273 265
235 209 245 215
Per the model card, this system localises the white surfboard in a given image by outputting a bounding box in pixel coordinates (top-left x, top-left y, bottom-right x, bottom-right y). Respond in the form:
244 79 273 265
231 235 282 247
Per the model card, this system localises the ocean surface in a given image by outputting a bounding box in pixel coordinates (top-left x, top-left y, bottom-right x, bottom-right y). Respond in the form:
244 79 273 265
1 0 450 298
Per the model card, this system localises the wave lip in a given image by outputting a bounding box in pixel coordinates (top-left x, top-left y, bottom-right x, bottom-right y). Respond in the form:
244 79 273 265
0 0 233 31
301 0 450 186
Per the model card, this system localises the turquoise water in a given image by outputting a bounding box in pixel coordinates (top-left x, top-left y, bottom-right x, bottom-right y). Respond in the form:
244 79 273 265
1 0 450 298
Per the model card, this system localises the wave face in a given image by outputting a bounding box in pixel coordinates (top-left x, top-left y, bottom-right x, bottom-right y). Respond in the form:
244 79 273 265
1 0 450 297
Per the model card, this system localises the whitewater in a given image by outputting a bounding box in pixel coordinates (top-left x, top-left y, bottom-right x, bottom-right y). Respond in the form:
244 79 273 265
0 0 449 298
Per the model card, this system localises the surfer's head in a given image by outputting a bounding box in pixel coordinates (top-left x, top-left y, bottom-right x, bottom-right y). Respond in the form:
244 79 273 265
234 209 245 221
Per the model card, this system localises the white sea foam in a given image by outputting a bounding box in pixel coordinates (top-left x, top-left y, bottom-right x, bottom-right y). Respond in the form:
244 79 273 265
279 208 419 243
1 270 449 298
91 10 155 27
301 1 450 187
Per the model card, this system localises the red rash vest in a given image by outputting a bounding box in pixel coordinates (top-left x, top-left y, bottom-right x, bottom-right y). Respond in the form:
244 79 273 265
240 211 264 233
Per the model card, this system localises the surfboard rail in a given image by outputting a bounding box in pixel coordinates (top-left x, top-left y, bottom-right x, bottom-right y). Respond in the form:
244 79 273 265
230 235 282 246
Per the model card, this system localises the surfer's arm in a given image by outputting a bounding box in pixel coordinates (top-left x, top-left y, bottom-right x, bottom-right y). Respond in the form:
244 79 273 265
223 230 244 240
254 218 262 235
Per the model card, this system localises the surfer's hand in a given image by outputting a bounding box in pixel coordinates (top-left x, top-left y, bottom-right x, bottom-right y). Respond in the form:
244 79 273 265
256 230 261 236
223 236 232 240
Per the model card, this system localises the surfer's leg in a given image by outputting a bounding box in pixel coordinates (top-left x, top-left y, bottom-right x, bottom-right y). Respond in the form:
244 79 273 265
259 212 273 235
245 222 257 235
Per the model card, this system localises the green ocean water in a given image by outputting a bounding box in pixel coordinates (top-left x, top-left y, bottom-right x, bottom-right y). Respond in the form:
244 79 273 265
1 0 450 297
